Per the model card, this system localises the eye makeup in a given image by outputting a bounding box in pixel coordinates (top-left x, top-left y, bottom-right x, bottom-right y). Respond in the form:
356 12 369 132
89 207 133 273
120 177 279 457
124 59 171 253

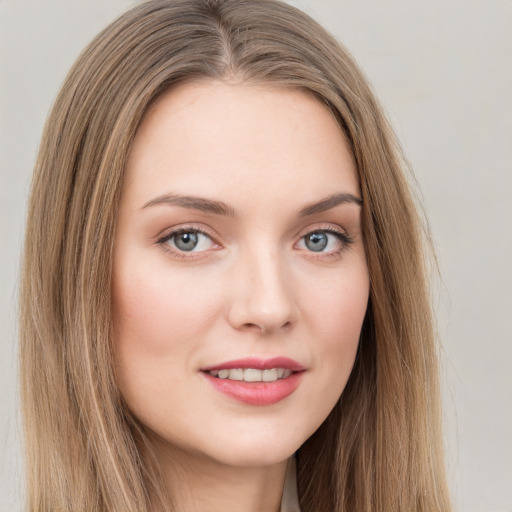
155 222 354 262
156 224 222 260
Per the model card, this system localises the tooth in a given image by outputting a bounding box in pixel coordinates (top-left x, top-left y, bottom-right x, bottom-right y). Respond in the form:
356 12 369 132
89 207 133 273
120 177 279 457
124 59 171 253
244 369 262 382
228 368 244 381
211 367 293 381
262 369 278 382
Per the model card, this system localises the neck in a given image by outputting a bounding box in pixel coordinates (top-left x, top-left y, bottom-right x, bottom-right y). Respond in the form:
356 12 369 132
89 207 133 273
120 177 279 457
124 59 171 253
147 439 289 512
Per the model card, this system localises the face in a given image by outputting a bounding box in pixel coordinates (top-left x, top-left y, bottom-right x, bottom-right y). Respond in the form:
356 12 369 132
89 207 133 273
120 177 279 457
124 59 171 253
112 81 369 469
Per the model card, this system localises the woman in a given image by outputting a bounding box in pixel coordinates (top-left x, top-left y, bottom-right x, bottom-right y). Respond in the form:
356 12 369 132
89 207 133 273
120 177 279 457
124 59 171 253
19 0 452 510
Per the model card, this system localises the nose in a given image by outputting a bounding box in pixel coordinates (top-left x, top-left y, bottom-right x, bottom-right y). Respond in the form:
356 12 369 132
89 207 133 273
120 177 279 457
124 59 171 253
227 245 298 335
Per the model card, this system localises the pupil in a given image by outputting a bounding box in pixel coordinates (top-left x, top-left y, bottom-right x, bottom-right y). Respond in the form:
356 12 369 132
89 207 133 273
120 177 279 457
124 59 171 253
306 232 328 252
175 232 198 251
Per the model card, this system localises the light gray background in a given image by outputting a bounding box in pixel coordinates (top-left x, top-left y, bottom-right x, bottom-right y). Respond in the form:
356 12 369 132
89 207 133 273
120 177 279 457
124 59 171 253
1 0 510 511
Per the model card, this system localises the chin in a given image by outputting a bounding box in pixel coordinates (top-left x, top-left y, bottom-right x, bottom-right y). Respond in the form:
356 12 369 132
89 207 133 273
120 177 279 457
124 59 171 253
207 442 297 468
192 421 316 468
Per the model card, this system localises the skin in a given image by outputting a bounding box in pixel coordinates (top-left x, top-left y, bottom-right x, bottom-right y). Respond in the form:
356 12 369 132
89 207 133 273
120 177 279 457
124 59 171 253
112 80 369 512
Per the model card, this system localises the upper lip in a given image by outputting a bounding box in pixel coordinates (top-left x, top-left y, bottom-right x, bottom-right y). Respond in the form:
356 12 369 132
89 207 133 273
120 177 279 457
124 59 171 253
201 357 305 372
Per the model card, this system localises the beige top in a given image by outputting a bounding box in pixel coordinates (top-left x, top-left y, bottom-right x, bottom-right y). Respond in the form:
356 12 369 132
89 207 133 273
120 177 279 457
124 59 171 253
280 456 300 512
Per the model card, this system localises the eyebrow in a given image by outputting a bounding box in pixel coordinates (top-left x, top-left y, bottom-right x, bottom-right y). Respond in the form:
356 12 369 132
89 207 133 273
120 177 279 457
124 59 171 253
142 193 237 217
142 191 362 217
298 193 363 216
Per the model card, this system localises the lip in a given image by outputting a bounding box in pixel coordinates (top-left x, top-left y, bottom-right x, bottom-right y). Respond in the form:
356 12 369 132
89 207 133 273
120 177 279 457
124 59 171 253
202 357 305 372
201 357 306 406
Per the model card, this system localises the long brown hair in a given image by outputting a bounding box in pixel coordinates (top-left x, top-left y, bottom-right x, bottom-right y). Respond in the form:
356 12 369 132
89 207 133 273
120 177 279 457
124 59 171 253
19 0 451 510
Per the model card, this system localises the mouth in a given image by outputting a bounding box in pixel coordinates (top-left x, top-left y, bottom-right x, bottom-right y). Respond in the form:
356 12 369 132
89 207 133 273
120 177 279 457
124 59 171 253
201 357 305 406
205 367 293 382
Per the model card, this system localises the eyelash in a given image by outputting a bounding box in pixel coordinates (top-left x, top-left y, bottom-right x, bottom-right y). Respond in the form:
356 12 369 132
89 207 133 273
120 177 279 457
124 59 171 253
298 227 354 259
156 225 219 259
156 225 354 259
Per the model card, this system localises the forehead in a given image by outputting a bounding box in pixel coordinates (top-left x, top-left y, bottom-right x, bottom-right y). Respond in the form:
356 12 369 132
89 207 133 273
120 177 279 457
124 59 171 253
123 80 359 208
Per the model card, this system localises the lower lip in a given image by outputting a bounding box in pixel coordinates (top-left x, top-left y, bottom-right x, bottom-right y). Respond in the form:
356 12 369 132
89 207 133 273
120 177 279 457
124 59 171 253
202 371 304 406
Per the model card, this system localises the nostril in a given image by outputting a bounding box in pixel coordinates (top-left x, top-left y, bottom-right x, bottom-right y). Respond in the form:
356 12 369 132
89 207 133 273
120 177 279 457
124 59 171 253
240 320 292 334
241 322 263 332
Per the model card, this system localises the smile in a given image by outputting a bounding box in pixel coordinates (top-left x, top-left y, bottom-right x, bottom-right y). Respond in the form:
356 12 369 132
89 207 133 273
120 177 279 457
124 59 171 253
206 368 293 382
201 357 305 406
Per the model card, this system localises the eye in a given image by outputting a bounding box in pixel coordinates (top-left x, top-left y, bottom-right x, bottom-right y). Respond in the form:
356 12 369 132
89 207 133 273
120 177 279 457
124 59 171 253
159 228 217 253
296 229 352 254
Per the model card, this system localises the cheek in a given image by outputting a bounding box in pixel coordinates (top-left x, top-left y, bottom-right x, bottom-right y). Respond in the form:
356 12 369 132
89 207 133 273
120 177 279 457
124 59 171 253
111 260 222 407
327 280 368 352
112 261 218 353
300 261 369 394
301 258 369 342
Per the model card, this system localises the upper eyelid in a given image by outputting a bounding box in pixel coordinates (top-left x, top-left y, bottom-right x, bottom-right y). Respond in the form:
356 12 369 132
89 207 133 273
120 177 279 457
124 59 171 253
295 222 349 238
156 224 217 243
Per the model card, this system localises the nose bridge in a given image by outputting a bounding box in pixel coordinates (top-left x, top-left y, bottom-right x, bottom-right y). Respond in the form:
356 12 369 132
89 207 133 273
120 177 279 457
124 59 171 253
228 239 296 333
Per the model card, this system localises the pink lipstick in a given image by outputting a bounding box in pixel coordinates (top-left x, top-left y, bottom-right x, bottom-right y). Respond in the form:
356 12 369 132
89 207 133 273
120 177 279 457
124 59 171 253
201 357 305 406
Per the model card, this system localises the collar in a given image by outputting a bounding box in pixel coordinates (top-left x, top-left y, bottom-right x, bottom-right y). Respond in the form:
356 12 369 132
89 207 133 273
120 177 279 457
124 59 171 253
280 456 300 512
